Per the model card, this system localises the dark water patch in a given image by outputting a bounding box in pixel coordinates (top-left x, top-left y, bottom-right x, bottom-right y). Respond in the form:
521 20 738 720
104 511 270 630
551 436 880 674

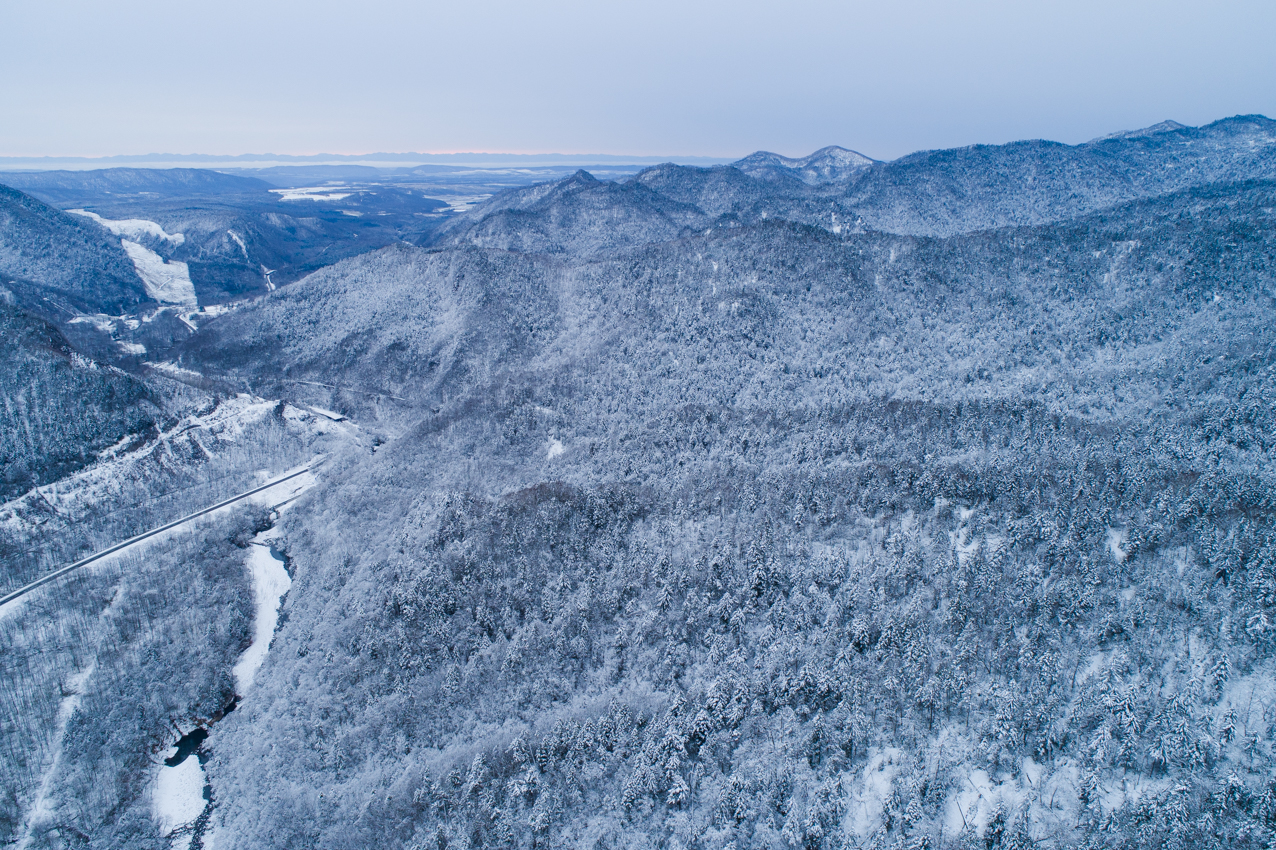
269 542 292 577
161 695 239 846
212 695 239 722
163 697 237 766
164 728 207 767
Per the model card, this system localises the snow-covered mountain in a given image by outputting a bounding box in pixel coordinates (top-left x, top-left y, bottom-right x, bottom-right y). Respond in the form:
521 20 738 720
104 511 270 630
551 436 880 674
435 115 1276 260
0 185 150 316
5 116 1276 850
733 144 876 184
1089 119 1189 142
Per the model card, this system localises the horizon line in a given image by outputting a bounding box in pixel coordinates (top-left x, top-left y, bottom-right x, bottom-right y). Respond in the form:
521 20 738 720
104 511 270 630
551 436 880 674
0 150 742 163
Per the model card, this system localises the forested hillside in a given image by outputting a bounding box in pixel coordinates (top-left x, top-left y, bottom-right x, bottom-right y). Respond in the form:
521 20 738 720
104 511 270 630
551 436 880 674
0 305 161 500
178 135 1276 848
4 117 1276 850
0 186 149 316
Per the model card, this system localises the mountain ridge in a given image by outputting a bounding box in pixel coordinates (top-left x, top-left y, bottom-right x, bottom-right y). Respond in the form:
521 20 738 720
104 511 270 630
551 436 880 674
0 184 151 317
433 113 1276 253
0 168 274 206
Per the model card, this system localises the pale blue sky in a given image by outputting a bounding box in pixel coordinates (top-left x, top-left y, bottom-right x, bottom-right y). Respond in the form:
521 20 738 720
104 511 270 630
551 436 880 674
2 0 1273 160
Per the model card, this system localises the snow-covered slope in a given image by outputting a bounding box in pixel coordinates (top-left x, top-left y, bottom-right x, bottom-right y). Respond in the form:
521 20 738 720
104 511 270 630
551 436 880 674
67 209 186 247
182 159 1276 848
0 304 162 501
7 115 1276 850
0 185 150 315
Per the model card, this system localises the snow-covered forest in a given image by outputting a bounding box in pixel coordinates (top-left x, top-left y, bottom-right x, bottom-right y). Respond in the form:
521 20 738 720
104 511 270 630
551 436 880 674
2 116 1276 849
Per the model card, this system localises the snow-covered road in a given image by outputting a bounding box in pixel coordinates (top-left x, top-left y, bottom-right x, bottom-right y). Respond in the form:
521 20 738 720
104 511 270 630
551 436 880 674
0 463 319 611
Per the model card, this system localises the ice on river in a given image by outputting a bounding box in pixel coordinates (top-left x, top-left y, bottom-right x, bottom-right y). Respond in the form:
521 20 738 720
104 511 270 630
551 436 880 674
231 528 292 695
153 755 206 840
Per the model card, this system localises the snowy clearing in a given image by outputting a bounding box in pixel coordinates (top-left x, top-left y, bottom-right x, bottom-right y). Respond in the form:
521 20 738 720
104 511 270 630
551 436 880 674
121 239 197 306
148 361 207 381
66 314 117 334
269 187 352 201
68 209 186 246
846 747 904 839
1107 527 1129 562
444 194 491 212
307 405 346 422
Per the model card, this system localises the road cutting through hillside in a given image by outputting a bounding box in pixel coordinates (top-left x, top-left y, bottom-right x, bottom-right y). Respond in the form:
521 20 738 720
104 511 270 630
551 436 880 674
0 462 321 610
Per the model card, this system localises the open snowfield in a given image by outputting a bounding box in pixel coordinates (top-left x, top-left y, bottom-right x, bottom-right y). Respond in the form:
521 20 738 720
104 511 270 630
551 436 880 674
120 239 196 306
68 209 186 246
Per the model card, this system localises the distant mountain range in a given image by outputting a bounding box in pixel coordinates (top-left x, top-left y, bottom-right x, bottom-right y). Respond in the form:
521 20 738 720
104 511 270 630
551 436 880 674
434 115 1276 255
0 168 273 203
0 151 734 171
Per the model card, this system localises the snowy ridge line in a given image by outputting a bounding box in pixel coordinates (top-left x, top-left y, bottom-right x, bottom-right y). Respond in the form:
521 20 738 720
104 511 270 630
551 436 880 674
0 463 321 609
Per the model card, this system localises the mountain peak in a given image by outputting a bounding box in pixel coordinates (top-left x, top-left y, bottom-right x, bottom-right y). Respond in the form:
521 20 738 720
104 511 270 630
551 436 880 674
804 145 876 166
1089 119 1189 143
733 145 874 184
